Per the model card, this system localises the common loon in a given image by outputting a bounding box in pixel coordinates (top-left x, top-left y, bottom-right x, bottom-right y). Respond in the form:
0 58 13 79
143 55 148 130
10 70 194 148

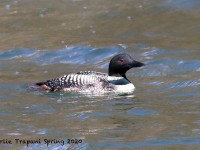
32 53 144 94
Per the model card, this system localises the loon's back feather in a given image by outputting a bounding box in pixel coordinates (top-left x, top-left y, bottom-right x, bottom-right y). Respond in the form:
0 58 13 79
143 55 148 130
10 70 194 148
35 71 111 92
76 71 107 77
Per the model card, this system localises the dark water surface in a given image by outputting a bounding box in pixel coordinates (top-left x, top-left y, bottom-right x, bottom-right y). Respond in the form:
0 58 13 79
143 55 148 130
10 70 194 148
0 0 200 150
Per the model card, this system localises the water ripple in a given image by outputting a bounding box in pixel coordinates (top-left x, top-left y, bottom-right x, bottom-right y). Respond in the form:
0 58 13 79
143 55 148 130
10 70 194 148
164 79 200 89
127 109 157 116
174 60 200 73
134 58 200 77
160 0 200 9
24 105 55 115
95 137 200 149
0 46 123 66
0 48 37 60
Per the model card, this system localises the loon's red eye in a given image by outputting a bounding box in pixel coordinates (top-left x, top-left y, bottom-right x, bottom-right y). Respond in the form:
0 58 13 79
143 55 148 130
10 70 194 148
118 59 124 63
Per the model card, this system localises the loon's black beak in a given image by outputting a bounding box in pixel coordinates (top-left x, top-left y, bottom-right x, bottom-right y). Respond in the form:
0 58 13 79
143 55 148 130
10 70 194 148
132 60 144 67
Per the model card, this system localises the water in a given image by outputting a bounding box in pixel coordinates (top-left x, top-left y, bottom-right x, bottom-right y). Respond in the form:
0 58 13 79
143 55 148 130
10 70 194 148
0 0 200 150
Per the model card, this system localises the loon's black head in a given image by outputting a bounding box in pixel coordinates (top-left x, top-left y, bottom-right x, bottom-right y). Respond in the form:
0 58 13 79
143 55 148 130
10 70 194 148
108 53 144 77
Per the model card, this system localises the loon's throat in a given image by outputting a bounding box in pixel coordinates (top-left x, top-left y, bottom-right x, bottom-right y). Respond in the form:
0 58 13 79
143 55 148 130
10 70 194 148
108 75 131 85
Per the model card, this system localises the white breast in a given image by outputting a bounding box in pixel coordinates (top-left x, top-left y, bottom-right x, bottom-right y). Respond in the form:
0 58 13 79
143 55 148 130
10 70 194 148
114 83 135 94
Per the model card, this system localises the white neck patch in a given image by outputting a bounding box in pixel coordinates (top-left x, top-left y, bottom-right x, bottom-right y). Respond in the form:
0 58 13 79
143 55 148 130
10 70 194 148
108 76 130 85
107 75 135 94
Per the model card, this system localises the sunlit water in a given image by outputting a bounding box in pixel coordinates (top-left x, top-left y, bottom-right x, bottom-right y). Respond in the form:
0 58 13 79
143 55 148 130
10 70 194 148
0 0 200 150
